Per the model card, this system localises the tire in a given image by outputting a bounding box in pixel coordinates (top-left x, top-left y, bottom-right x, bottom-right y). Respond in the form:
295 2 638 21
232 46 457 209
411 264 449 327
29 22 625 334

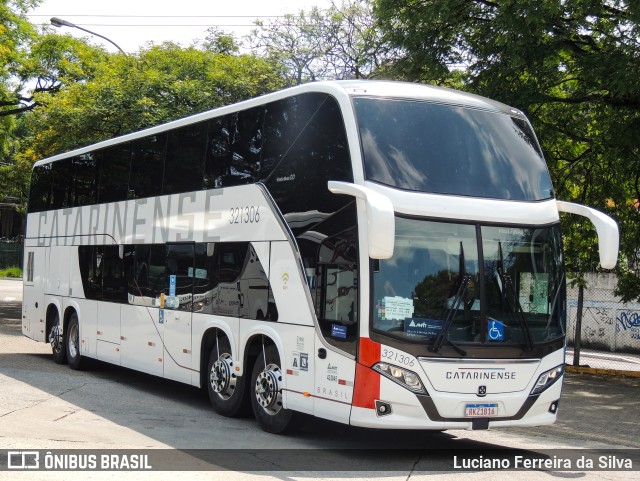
250 344 298 434
49 310 67 365
66 313 84 370
207 336 249 417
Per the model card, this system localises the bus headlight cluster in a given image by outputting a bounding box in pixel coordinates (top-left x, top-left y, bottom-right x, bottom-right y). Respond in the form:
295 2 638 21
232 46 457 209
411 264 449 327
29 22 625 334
373 362 426 394
530 365 564 395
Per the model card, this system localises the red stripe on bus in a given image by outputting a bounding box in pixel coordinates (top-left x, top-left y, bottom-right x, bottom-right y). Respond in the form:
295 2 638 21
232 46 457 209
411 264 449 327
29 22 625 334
353 363 380 409
358 337 381 366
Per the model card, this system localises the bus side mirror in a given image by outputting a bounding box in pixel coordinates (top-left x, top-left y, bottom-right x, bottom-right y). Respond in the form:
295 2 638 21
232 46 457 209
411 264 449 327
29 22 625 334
556 201 619 269
119 245 124 259
328 181 394 259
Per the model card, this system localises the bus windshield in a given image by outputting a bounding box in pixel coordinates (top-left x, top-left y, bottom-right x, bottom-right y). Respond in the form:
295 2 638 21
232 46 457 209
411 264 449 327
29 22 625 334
354 97 554 201
372 218 565 348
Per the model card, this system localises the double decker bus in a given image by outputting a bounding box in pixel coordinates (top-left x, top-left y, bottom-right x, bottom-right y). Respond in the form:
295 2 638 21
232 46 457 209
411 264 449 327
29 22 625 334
22 81 618 433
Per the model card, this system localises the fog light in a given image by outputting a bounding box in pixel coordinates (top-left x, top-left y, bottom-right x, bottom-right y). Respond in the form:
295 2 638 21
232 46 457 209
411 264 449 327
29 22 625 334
375 400 392 417
549 400 559 413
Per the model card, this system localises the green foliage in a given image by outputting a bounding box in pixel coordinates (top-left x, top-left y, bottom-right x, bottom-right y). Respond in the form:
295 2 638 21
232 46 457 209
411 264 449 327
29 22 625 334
0 266 22 278
375 0 640 301
21 43 286 160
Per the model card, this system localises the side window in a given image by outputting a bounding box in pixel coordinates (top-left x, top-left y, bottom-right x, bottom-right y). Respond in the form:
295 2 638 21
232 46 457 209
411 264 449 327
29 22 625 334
101 246 126 303
78 245 126 302
316 225 359 356
193 242 277 320
203 107 265 189
28 164 53 213
25 251 35 284
51 157 74 210
213 243 246 317
164 123 207 195
164 244 194 311
78 246 103 300
98 144 131 203
204 115 234 189
229 107 265 185
72 153 98 207
194 243 216 314
128 244 166 306
129 134 166 199
263 94 353 218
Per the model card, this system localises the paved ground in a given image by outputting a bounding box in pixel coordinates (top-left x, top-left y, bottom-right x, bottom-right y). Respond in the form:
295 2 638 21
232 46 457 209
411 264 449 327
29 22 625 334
1 278 639 481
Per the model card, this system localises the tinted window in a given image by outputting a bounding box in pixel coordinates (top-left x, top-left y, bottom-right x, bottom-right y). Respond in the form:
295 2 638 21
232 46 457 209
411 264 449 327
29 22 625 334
129 134 166 199
128 244 166 306
78 245 126 302
51 158 74 209
204 115 233 189
73 153 98 206
28 163 53 213
193 242 276 320
355 98 554 201
164 123 208 195
263 94 353 227
79 245 103 300
204 107 265 189
98 144 131 203
102 246 126 302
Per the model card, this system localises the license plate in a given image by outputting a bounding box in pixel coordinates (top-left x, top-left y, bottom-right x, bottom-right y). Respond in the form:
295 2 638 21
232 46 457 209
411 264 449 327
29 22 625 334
465 403 498 417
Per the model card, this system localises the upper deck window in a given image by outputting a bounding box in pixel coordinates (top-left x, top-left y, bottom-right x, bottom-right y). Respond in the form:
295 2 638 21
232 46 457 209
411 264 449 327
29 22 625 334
354 98 554 201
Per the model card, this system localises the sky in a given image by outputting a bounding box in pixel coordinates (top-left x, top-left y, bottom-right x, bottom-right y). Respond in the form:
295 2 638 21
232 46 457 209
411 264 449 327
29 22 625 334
27 0 335 52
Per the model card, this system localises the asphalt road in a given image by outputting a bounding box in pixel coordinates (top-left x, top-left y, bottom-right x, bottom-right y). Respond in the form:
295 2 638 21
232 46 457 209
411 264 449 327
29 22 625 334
1 278 639 480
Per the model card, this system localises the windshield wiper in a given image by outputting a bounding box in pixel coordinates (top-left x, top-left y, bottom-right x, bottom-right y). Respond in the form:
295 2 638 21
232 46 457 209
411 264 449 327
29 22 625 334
431 242 469 356
496 242 534 351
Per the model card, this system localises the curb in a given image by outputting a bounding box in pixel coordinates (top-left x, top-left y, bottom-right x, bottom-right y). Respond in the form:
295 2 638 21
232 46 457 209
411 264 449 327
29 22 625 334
566 365 640 379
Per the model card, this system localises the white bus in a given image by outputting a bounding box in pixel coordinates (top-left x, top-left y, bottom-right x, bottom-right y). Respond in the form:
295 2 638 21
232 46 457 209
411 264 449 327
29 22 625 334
22 80 618 434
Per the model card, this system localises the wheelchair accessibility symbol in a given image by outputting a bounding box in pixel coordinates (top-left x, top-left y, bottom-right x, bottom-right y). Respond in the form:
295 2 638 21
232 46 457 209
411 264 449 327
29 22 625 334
488 319 504 341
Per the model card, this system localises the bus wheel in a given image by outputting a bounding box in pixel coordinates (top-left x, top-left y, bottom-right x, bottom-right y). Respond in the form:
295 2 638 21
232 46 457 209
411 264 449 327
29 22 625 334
49 311 67 365
66 313 84 370
207 338 248 417
250 344 297 434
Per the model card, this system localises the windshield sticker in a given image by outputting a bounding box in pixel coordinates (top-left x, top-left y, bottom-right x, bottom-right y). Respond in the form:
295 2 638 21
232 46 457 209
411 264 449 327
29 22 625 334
404 318 443 338
331 324 348 339
379 296 415 321
488 319 505 341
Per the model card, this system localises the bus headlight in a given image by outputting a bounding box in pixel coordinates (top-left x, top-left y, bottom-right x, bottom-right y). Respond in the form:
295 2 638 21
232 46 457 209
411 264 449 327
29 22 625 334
530 365 564 395
373 362 426 394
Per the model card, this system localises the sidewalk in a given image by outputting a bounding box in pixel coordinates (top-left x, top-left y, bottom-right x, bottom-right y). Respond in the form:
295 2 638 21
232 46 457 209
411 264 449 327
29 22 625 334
566 347 640 377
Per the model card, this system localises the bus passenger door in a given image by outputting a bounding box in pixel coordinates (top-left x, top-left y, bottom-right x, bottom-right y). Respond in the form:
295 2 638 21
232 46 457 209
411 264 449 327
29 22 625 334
163 243 194 384
313 263 358 424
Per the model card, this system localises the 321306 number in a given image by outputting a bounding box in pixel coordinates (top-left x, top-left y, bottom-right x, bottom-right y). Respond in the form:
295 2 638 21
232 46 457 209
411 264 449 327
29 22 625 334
229 206 260 224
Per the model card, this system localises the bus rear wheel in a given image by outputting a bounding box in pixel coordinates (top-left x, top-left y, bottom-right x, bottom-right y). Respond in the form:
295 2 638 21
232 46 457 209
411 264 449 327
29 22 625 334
66 313 84 370
49 310 66 365
250 344 298 434
207 337 249 417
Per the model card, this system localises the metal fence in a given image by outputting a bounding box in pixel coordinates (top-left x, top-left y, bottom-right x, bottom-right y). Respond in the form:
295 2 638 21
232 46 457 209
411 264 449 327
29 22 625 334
566 273 640 374
0 239 23 271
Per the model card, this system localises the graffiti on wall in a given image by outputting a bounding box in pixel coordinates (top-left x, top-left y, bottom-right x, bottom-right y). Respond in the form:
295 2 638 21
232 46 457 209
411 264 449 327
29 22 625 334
617 311 640 340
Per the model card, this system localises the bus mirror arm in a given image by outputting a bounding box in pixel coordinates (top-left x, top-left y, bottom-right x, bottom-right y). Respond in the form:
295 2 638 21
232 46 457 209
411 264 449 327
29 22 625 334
556 201 619 269
327 181 395 259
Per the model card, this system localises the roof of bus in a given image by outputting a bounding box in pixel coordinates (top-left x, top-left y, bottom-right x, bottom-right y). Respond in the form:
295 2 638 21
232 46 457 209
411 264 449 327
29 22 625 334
33 80 524 168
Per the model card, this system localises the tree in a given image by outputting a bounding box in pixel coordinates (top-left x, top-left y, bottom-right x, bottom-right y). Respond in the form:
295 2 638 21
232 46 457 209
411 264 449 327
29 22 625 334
375 0 640 301
20 42 286 160
249 0 394 84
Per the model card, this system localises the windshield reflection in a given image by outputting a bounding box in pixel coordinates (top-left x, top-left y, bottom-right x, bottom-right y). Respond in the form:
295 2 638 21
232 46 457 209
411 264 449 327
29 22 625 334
354 98 554 200
372 218 565 350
